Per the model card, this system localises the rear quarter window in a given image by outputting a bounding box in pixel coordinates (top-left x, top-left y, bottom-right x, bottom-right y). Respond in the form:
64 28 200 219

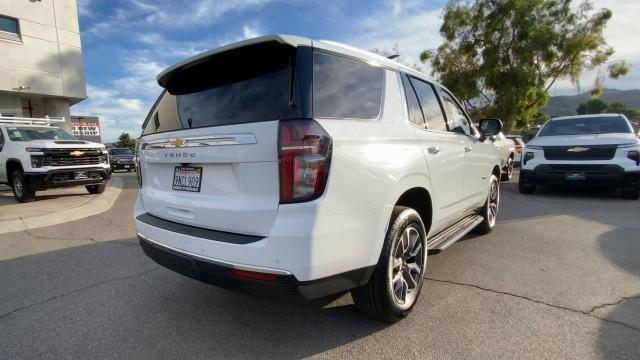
313 52 384 119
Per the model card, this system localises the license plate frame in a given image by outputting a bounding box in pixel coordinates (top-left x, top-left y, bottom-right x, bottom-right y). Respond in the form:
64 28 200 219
565 172 586 181
74 171 88 180
172 166 203 192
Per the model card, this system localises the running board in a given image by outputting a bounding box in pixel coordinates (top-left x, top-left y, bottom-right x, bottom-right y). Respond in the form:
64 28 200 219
427 215 484 251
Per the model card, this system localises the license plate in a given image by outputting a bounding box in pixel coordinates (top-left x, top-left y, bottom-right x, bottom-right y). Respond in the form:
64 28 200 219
74 172 88 180
172 167 202 192
566 172 586 181
124 165 131 168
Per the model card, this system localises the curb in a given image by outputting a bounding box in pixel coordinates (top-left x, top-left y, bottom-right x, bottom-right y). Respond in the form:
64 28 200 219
0 177 124 235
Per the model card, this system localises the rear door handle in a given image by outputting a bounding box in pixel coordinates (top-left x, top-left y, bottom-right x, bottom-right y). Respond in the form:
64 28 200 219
464 146 473 153
427 146 441 155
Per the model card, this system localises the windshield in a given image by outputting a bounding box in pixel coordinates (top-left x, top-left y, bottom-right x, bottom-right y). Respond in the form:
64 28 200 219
110 148 133 155
538 117 632 136
7 127 76 141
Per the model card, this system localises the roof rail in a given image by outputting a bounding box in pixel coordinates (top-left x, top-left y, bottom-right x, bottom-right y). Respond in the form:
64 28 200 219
0 116 65 126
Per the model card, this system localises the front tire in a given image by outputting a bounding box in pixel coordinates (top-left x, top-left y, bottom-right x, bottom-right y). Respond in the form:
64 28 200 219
621 188 639 200
12 171 36 203
351 206 427 323
474 174 500 234
518 173 536 194
501 157 514 181
86 183 106 194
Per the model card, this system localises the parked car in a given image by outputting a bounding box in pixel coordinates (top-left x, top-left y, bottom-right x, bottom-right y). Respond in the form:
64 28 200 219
488 132 516 180
506 135 525 166
134 35 504 322
0 117 110 202
519 114 640 199
109 148 136 172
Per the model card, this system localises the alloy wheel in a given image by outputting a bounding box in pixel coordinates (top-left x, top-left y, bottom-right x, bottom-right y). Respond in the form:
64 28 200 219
389 226 425 309
487 179 500 227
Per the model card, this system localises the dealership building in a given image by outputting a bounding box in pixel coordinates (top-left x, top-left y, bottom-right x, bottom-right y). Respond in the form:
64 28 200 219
0 0 86 131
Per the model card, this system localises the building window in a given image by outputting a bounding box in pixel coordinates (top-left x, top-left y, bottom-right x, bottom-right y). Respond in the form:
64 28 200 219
0 15 21 42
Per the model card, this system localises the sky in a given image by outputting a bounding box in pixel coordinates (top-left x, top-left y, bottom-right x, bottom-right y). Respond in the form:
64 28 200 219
71 0 640 143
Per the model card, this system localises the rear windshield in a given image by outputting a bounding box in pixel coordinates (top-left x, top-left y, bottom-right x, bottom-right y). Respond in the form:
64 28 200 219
142 42 296 135
539 117 632 136
7 127 76 141
110 148 133 155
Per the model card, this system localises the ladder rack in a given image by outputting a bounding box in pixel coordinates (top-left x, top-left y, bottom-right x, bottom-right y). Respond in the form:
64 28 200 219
0 116 66 126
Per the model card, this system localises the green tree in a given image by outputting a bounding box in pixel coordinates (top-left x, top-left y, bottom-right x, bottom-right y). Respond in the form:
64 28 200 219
116 132 137 150
606 102 640 120
576 98 607 114
421 0 628 131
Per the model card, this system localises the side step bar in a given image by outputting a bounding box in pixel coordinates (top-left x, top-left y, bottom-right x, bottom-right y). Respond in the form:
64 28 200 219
427 215 484 251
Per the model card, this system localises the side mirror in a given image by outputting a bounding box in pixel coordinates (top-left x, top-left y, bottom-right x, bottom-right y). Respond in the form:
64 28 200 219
478 118 503 141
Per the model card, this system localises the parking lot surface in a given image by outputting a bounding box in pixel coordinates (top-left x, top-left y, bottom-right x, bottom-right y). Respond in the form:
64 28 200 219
0 172 638 359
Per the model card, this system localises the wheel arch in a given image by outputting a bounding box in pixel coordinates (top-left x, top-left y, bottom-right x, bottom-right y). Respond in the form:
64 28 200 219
492 164 501 179
394 187 433 235
5 158 23 185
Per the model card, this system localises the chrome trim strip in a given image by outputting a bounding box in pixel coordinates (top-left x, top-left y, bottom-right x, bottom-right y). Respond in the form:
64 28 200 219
142 134 257 149
137 233 292 276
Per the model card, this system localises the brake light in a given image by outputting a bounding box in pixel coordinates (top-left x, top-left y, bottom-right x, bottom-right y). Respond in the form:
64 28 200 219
136 142 143 187
278 119 332 203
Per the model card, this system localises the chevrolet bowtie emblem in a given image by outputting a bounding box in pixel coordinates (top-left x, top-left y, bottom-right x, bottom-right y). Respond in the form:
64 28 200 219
170 138 186 147
567 147 589 153
70 150 84 157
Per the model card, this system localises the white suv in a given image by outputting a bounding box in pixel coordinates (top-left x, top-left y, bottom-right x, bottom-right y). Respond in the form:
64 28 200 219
520 114 640 199
0 117 110 202
134 35 503 322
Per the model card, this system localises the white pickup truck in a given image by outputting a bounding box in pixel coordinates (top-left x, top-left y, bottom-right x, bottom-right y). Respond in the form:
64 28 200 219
0 117 111 203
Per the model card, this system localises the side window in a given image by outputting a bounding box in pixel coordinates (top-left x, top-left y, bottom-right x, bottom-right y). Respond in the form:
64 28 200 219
400 75 425 127
141 90 182 136
410 78 448 132
0 129 4 151
313 52 384 119
441 91 471 136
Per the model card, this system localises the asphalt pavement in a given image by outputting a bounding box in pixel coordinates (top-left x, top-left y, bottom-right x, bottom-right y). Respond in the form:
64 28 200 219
1 172 638 359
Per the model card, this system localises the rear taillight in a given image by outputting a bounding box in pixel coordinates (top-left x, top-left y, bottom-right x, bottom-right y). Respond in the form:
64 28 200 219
278 119 332 203
136 143 143 187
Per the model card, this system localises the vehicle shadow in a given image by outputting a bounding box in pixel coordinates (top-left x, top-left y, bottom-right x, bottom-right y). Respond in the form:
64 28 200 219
0 238 387 359
595 228 640 359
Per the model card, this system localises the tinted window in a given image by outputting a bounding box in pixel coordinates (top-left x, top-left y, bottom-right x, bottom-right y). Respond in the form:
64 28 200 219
410 78 448 131
401 75 425 127
110 148 133 155
441 91 471 135
538 117 632 136
313 52 384 119
142 42 297 135
0 16 18 35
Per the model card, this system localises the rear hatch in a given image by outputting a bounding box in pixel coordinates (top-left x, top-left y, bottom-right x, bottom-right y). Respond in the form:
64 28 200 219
138 41 306 236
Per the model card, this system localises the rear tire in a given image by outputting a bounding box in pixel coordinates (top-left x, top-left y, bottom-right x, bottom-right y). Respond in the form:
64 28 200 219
351 206 427 323
474 175 500 234
518 174 535 194
86 183 106 194
501 158 514 182
12 171 36 203
621 188 639 200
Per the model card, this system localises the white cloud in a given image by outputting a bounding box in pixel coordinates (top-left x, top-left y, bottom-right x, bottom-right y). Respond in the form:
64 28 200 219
85 0 273 37
345 8 443 73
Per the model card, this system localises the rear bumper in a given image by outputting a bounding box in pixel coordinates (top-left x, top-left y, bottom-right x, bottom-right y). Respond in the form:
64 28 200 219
520 164 640 188
24 167 111 190
138 234 374 299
